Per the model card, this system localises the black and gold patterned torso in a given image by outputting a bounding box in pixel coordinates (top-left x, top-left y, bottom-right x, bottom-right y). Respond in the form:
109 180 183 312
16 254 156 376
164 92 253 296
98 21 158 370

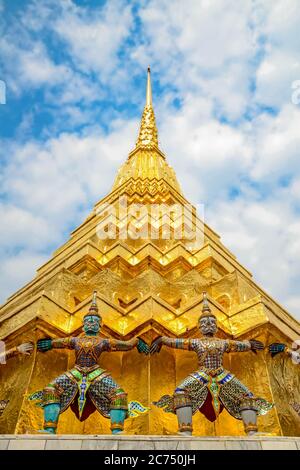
190 338 227 370
73 336 107 368
52 336 110 370
51 335 137 371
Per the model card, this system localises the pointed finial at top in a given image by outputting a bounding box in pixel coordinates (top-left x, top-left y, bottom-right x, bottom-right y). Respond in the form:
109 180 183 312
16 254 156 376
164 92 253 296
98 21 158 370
84 290 101 318
91 290 97 307
135 67 159 149
200 292 216 319
202 292 210 312
146 66 152 106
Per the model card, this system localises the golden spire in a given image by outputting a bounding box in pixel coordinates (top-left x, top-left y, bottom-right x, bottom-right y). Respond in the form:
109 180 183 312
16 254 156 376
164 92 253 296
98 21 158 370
111 66 182 194
136 66 159 149
146 65 152 106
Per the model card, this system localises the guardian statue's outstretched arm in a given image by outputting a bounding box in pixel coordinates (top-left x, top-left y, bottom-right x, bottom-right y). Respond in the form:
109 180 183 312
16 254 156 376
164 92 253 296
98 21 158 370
269 342 300 363
0 342 33 362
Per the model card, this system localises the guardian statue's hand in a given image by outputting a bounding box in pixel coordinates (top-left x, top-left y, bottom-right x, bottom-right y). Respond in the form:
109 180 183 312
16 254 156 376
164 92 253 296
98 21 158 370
37 338 52 352
137 338 150 355
268 343 286 357
249 339 264 351
17 342 33 356
150 337 163 354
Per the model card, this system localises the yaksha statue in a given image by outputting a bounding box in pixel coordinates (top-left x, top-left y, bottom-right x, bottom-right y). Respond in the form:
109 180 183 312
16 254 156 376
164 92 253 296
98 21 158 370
30 291 149 434
151 292 273 436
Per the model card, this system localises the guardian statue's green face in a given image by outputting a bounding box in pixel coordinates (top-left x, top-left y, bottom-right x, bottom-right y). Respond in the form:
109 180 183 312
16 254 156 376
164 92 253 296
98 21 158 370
199 316 217 336
83 315 101 335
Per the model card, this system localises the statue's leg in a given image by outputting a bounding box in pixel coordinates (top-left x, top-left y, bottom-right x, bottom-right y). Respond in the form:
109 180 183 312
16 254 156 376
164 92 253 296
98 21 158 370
43 404 60 434
110 409 127 434
240 398 258 435
41 385 61 434
219 377 267 435
174 389 193 436
110 387 128 434
89 376 128 434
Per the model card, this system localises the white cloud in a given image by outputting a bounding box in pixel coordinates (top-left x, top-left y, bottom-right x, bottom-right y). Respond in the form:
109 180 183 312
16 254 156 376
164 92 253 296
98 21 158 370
0 0 132 113
206 193 300 318
139 0 254 68
135 0 259 121
0 203 53 250
0 119 137 302
254 0 300 108
286 295 300 314
262 0 300 53
0 38 66 93
255 51 300 108
158 95 252 203
54 0 133 77
0 251 48 301
0 34 103 110
2 122 136 218
250 104 300 182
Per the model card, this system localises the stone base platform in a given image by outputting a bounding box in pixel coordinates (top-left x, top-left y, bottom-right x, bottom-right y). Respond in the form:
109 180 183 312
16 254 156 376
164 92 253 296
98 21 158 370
0 435 300 450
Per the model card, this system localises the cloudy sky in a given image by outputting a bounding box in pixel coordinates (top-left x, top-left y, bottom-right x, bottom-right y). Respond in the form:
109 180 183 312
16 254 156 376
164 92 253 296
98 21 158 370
0 0 300 318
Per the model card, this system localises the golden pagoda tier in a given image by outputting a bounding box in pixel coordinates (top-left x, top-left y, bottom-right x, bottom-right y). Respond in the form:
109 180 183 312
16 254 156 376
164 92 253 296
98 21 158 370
0 68 300 437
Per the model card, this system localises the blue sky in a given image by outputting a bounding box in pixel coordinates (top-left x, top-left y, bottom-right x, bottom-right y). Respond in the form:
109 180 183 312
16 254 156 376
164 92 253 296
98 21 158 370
0 0 300 318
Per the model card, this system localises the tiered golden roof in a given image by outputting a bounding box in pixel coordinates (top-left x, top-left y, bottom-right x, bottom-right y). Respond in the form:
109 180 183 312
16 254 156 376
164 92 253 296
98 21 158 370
0 68 299 437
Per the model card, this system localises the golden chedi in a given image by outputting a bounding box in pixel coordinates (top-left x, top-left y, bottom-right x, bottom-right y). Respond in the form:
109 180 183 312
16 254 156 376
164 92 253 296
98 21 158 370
0 68 300 436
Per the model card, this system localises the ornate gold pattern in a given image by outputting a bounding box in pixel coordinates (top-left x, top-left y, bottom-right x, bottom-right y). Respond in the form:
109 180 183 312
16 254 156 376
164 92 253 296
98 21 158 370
173 393 191 410
44 421 58 429
240 397 259 412
178 423 193 433
244 423 258 434
110 422 124 432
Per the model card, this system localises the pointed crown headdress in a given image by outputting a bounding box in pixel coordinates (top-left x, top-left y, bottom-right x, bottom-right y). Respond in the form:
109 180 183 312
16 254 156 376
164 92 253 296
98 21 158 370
199 292 216 320
84 291 102 321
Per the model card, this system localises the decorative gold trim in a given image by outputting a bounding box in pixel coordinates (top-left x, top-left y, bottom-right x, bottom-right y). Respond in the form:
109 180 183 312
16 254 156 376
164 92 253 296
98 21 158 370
178 423 193 433
110 422 124 432
173 393 191 410
244 423 258 434
240 397 259 412
44 421 57 429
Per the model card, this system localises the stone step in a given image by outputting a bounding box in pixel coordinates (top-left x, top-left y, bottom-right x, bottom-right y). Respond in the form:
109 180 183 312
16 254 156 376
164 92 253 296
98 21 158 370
0 435 299 450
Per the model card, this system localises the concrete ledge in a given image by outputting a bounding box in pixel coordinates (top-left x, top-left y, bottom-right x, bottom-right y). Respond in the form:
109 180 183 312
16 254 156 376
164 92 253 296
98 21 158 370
0 435 300 450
